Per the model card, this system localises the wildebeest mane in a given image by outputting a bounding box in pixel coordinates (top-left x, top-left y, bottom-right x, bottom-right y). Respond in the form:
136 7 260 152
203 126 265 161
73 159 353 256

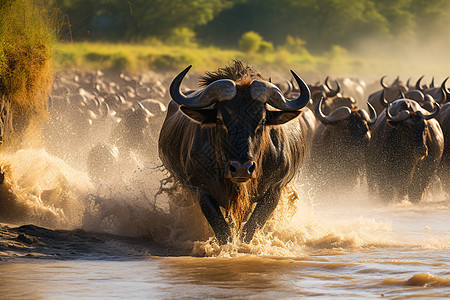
199 60 264 87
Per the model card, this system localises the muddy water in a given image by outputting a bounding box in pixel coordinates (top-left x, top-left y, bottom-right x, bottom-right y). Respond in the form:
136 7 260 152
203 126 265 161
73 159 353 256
0 149 449 299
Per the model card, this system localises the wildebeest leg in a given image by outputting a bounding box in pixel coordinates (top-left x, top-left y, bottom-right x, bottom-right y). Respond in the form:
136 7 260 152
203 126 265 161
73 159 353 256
198 191 231 244
241 187 282 244
408 162 435 203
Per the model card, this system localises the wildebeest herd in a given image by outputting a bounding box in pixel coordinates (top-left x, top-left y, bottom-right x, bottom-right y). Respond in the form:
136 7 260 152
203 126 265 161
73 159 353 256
45 60 449 244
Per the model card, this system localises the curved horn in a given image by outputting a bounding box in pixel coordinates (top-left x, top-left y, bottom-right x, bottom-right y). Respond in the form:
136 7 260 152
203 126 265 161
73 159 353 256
357 102 377 125
406 78 411 88
324 76 332 90
431 87 447 105
405 90 425 102
386 102 411 122
379 89 389 108
315 97 351 125
380 75 388 89
399 88 406 99
441 77 450 101
325 79 341 98
170 65 237 108
367 102 377 124
430 77 435 88
251 70 310 111
417 102 440 120
415 75 425 91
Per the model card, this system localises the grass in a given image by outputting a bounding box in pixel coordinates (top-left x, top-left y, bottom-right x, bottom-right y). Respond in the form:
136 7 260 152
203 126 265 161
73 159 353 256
54 41 450 84
0 0 57 147
54 42 335 76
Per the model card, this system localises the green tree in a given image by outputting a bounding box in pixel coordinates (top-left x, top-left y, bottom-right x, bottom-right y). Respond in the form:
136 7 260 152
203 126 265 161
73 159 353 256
238 31 263 53
56 0 232 41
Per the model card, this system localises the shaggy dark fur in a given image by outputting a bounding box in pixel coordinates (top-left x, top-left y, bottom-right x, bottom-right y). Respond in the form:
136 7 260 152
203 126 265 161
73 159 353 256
199 60 264 87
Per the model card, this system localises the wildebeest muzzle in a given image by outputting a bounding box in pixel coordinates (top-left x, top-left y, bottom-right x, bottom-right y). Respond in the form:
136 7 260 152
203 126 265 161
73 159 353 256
225 160 257 183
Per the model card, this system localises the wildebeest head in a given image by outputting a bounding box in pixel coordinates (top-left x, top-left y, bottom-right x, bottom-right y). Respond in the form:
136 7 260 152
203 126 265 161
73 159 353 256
315 97 377 146
170 62 310 183
386 99 440 159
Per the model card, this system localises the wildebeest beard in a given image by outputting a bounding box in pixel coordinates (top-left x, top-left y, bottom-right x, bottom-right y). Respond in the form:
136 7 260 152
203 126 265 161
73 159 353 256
210 115 270 229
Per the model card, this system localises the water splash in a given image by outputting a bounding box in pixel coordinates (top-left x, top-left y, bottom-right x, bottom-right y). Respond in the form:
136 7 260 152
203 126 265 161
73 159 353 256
0 145 448 258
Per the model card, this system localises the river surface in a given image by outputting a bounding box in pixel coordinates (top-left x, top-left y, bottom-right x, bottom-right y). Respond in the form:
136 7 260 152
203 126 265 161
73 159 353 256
0 148 449 299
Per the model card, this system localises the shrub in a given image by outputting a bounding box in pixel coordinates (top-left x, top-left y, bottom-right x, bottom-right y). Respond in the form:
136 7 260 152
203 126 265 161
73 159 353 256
165 27 197 48
258 40 274 55
283 35 311 56
85 52 111 63
238 31 263 54
110 54 130 71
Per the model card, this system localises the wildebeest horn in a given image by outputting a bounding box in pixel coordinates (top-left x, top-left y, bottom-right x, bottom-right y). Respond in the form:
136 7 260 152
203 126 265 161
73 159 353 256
386 102 411 122
417 102 440 120
415 75 425 91
399 89 406 99
367 102 377 124
315 97 351 124
405 90 424 102
406 78 411 88
357 103 377 125
170 65 237 108
379 89 389 108
250 70 310 111
434 88 447 104
324 76 331 89
430 77 435 88
325 76 341 97
380 75 388 89
441 77 450 100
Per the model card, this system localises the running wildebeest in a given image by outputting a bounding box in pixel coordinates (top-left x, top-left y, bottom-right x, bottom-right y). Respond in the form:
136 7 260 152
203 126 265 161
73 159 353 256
307 98 377 192
366 98 443 203
436 103 450 195
158 61 310 244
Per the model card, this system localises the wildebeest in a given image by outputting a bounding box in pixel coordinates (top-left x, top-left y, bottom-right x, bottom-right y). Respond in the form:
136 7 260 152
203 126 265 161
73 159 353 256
416 77 449 105
158 61 310 244
366 99 443 203
307 79 358 116
436 103 450 195
307 98 377 192
109 103 153 155
368 76 408 114
298 106 318 156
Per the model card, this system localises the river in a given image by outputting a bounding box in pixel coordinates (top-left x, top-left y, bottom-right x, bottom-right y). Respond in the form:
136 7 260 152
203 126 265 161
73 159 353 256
0 148 449 299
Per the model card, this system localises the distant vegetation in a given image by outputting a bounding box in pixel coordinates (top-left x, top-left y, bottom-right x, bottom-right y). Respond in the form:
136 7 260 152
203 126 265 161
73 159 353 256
53 41 361 76
54 0 449 53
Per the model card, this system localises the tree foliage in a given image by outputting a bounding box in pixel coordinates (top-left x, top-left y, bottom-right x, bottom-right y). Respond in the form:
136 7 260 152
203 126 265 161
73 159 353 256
55 0 450 51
